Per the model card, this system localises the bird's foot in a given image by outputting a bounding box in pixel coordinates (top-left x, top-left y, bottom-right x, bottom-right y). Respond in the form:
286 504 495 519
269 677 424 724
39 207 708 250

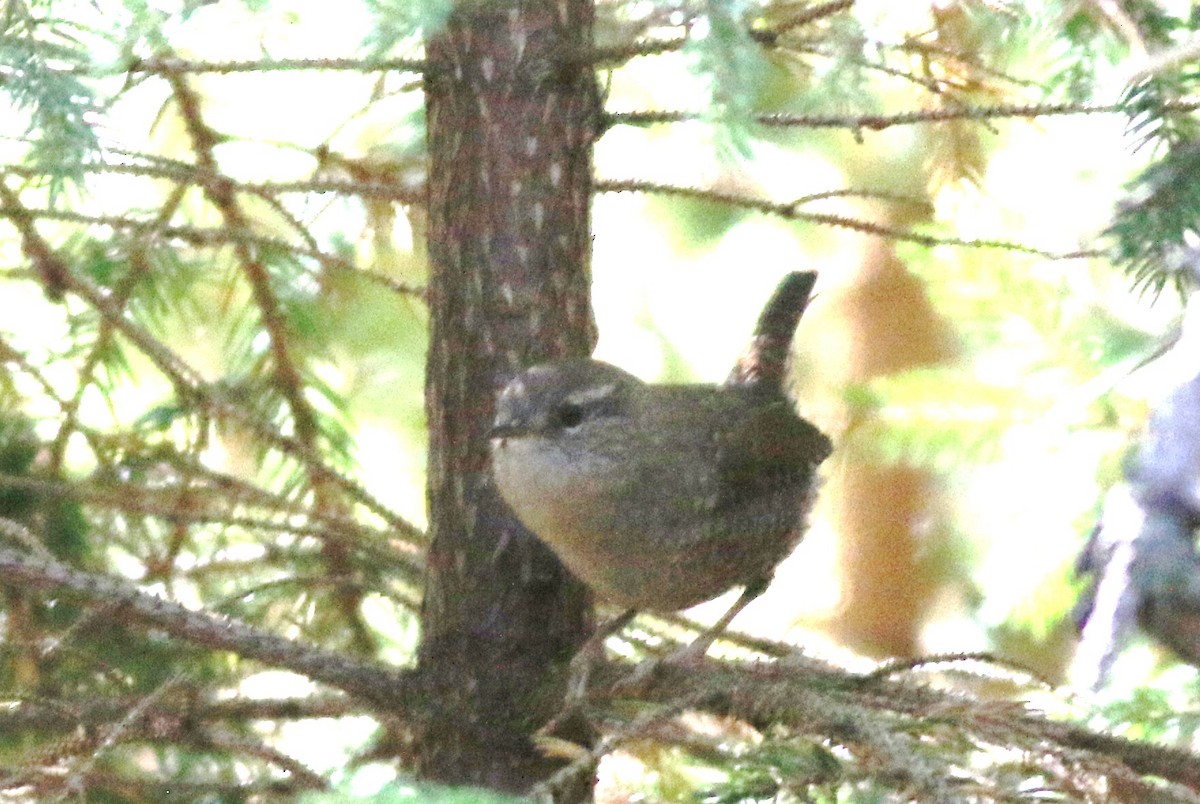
611 637 713 697
537 648 600 739
542 609 638 734
565 635 605 703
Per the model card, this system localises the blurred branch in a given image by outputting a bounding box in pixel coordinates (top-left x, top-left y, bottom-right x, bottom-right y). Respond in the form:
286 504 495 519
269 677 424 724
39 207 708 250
0 333 81 417
0 183 424 544
58 673 192 795
199 727 328 791
894 39 1046 92
0 180 70 299
0 160 424 203
0 693 361 736
0 473 424 585
0 543 422 713
0 688 329 797
1127 37 1200 83
1 769 311 801
754 0 855 44
120 55 426 76
1 149 428 301
165 67 383 651
560 656 1200 801
535 687 714 799
861 651 1054 688
587 0 853 65
7 206 424 296
47 188 186 474
1089 0 1148 57
607 99 1200 132
589 37 685 66
165 69 327 496
596 178 1100 260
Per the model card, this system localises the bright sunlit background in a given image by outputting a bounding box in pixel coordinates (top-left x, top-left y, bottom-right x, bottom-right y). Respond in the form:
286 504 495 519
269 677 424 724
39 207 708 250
4 0 1200 794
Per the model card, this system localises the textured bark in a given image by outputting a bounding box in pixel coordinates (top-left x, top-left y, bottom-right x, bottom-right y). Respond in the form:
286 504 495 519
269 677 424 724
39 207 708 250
416 0 598 792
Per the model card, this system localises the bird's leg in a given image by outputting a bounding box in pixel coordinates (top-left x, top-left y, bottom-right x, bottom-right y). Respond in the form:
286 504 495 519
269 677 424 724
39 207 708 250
566 607 637 702
540 609 638 739
672 580 765 663
615 580 766 694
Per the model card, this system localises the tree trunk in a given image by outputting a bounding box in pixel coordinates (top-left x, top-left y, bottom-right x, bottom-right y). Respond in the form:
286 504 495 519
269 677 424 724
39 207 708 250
416 0 598 792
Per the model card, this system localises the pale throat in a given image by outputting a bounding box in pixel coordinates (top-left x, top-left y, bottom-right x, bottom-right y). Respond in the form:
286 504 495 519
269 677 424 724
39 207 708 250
492 434 620 546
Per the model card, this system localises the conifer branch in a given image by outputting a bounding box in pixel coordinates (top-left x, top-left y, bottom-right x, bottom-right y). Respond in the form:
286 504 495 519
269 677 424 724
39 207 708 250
165 70 325 465
121 55 427 75
763 0 855 38
4 770 310 801
586 0 853 65
0 180 71 300
0 159 423 203
596 178 1101 259
47 189 184 474
587 37 686 66
197 728 328 791
0 694 359 735
607 98 1200 131
0 543 422 712
166 66 382 653
0 472 423 585
6 205 424 297
590 657 1200 801
0 181 424 545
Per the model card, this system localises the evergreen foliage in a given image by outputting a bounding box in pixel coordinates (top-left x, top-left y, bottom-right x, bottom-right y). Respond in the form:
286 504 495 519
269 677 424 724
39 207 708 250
0 0 1197 799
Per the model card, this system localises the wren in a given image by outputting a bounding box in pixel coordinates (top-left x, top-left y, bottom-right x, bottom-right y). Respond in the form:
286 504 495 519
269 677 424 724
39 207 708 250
490 273 831 637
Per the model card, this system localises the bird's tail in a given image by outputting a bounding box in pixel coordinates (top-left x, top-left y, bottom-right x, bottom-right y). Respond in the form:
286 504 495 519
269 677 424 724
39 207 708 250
725 271 818 394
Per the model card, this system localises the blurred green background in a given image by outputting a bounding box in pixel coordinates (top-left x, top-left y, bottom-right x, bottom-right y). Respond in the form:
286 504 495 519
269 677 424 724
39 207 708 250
4 0 1200 795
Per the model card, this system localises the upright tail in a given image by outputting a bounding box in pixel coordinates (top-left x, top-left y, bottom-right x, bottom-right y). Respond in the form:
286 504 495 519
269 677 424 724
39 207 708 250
725 271 818 394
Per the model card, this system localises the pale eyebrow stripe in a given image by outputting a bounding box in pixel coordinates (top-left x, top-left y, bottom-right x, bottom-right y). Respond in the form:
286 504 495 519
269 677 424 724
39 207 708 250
566 382 617 406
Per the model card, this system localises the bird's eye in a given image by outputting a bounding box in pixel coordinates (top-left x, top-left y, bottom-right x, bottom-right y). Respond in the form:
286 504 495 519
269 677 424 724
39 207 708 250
553 403 585 429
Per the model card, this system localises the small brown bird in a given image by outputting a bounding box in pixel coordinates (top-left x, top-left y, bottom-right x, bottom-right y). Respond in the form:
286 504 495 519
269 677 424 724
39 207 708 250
490 273 831 637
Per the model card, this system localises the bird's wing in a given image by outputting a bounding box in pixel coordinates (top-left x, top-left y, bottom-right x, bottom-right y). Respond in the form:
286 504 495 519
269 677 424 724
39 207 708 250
713 398 831 518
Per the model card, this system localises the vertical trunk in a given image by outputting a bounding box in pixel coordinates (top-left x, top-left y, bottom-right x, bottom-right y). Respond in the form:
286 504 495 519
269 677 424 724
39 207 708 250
416 0 598 792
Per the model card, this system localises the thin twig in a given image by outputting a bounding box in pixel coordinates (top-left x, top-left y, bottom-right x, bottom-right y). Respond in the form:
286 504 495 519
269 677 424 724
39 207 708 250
0 473 421 572
607 98 1200 131
587 36 686 66
0 184 424 541
596 178 1102 260
0 543 421 713
531 688 717 800
166 65 380 653
11 205 425 297
54 673 188 802
48 184 187 472
1 160 424 203
0 693 355 734
121 55 427 76
199 727 328 791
